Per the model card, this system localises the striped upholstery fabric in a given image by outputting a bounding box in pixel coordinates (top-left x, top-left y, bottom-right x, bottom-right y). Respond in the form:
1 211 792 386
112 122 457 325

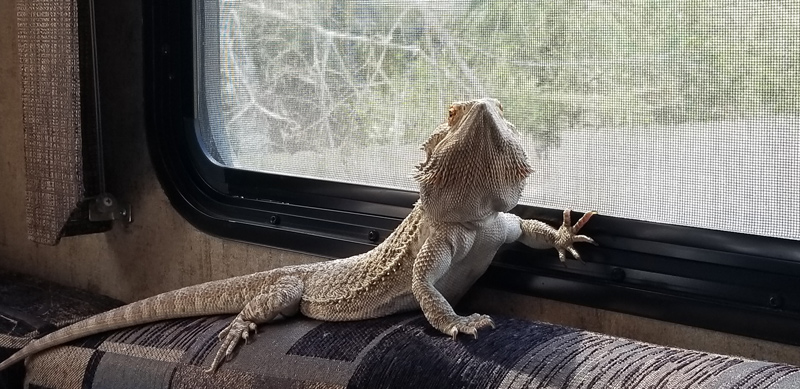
0 272 122 389
22 313 800 389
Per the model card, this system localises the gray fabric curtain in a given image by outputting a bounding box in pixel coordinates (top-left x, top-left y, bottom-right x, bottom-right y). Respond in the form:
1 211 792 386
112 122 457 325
17 0 83 245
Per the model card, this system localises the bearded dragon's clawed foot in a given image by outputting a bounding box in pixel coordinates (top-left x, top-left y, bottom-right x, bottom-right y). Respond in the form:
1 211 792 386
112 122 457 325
554 209 598 264
443 313 495 340
205 317 258 373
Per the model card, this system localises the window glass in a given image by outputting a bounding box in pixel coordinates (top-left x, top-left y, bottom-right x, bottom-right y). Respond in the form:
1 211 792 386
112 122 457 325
199 0 800 241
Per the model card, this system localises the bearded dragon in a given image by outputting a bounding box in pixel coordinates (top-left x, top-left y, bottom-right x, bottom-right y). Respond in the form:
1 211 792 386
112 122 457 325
0 98 596 373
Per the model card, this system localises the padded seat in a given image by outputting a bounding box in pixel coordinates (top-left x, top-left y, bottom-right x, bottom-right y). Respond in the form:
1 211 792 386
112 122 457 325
21 314 800 388
2 272 799 388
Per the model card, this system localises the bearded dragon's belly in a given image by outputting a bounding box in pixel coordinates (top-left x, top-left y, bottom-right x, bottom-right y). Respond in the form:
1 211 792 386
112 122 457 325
433 212 511 304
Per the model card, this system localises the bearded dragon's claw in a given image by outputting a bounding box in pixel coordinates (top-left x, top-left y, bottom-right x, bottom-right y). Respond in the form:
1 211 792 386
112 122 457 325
553 210 598 264
449 326 459 340
206 317 257 373
440 313 494 340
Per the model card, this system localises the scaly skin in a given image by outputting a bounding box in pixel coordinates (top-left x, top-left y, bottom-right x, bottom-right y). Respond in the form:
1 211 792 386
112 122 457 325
0 98 596 373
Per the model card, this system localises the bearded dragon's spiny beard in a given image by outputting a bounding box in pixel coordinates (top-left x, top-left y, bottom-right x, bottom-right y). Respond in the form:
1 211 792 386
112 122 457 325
415 98 532 222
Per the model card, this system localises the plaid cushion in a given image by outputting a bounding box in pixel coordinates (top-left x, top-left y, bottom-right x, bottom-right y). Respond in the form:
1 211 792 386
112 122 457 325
22 313 800 389
0 271 122 389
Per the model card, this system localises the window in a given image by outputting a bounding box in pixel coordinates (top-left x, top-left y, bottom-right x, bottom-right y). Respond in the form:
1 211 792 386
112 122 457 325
200 0 799 240
145 0 800 346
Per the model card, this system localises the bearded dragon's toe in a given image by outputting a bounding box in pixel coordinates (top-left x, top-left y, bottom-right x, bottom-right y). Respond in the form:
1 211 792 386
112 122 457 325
448 326 459 340
573 235 597 245
568 247 583 262
558 250 568 263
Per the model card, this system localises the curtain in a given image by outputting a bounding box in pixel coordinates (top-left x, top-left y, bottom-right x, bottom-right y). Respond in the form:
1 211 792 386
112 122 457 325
17 0 83 245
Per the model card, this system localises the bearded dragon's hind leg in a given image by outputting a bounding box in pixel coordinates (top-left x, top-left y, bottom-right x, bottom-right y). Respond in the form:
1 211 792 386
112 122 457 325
205 276 303 373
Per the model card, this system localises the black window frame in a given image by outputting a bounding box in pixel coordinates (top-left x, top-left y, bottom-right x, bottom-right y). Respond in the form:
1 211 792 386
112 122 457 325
143 0 800 345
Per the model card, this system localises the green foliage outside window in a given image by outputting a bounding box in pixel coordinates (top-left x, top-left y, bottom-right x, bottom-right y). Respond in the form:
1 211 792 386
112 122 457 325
217 0 799 154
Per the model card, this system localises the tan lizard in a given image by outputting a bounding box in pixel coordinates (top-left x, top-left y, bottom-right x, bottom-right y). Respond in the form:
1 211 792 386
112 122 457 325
0 98 596 373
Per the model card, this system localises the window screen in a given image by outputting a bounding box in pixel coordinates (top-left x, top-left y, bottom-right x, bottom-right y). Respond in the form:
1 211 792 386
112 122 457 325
198 1 800 241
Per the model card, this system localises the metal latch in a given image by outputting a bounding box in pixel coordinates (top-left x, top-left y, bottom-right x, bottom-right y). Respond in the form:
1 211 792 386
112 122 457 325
88 193 132 224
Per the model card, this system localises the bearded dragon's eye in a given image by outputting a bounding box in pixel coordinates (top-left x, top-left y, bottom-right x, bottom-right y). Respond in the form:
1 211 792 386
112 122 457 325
447 106 460 125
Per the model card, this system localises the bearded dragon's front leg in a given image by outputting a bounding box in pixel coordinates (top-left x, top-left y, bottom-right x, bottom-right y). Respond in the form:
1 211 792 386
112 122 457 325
518 209 597 263
412 228 493 339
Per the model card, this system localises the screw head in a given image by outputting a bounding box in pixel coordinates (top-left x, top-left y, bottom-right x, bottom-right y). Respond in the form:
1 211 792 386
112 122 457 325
769 294 784 309
368 230 380 242
610 267 626 282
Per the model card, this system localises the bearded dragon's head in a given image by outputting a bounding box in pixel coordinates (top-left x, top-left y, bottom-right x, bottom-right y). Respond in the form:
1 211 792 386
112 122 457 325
415 98 532 222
